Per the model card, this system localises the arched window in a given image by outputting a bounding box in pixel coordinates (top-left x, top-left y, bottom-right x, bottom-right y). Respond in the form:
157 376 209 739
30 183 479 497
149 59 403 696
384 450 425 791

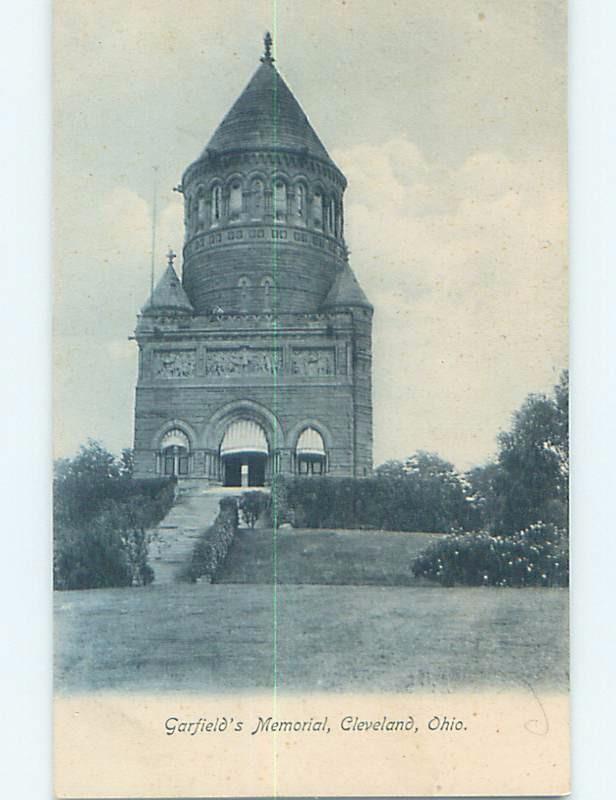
238 276 251 312
295 183 306 223
327 197 335 234
312 189 323 228
296 428 326 475
251 179 264 219
273 179 287 221
334 200 343 238
196 190 206 229
261 276 273 311
211 185 222 224
229 181 242 220
160 428 190 476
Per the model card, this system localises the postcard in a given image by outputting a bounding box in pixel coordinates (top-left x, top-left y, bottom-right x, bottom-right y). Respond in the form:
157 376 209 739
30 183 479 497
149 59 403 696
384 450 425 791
53 0 569 796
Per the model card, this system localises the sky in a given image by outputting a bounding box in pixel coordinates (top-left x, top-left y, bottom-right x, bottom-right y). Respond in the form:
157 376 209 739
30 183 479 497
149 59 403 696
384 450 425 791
54 0 567 470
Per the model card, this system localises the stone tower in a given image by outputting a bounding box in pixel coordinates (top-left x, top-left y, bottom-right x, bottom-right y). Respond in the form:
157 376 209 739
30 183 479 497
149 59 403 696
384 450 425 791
132 35 373 486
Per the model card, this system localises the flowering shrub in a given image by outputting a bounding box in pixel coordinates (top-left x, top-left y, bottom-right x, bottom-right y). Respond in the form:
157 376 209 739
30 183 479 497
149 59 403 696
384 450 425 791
412 523 569 587
183 497 239 582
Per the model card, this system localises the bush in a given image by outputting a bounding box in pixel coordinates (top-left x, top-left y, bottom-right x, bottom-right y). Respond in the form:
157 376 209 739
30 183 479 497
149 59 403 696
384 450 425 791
269 476 294 527
269 474 475 533
411 523 569 587
53 442 176 590
239 491 269 528
183 497 239 582
54 500 156 590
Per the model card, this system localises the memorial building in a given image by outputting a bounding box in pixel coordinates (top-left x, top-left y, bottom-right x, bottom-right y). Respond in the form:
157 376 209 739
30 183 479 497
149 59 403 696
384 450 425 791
132 35 373 487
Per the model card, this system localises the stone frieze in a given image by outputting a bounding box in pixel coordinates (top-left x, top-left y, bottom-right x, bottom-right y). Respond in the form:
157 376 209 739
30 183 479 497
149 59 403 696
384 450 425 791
153 350 196 378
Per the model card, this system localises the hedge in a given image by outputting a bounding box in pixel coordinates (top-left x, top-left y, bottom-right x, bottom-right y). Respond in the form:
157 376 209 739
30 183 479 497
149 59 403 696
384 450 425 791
269 475 475 532
411 523 569 587
182 497 239 582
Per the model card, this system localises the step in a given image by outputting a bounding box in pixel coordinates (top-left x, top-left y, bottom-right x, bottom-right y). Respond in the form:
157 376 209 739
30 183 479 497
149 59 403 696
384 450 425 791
150 490 233 584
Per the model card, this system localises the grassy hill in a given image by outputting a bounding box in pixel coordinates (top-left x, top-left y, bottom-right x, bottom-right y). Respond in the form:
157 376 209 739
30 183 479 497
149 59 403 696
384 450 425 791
215 528 440 585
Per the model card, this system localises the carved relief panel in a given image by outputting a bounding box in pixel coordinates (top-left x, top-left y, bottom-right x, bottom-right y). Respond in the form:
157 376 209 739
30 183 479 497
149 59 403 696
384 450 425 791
291 348 335 377
153 350 196 379
205 347 282 376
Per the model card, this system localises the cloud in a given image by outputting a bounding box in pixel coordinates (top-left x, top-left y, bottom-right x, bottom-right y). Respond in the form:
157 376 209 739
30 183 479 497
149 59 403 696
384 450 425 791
52 1 566 468
334 137 567 469
54 185 184 457
54 143 567 469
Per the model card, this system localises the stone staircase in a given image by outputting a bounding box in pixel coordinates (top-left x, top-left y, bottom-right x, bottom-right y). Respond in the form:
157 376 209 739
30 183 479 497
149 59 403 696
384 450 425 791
149 484 239 584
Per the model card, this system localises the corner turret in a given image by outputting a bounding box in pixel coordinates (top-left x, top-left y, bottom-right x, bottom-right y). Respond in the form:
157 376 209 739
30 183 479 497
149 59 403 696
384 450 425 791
141 250 194 316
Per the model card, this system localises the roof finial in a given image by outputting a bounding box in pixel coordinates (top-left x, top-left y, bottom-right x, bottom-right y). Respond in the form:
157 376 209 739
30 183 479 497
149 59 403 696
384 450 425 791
166 247 177 268
261 31 274 64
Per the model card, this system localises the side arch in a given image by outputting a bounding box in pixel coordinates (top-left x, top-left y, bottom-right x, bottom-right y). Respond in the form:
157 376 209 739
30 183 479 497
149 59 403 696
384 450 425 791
286 418 334 451
150 419 199 451
287 420 333 476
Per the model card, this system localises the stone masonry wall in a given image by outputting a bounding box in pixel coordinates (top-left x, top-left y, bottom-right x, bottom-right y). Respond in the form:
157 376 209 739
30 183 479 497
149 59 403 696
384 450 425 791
132 311 370 481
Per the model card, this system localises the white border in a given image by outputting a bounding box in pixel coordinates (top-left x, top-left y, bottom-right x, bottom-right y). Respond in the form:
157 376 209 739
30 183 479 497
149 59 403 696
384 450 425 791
0 0 53 797
569 0 616 797
2 0 616 797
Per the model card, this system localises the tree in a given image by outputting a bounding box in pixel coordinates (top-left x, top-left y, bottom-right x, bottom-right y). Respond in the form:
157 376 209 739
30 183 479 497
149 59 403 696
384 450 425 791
375 452 477 532
402 451 476 531
374 460 407 480
494 370 568 534
119 448 134 478
54 440 121 526
465 462 504 532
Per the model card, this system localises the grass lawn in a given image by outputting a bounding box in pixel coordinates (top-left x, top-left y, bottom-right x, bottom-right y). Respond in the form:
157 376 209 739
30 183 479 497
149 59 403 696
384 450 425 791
216 527 439 585
55 582 568 694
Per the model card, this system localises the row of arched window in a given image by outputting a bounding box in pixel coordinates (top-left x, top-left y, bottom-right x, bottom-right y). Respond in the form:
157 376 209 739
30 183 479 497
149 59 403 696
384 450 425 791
186 177 344 238
157 425 327 478
237 276 273 311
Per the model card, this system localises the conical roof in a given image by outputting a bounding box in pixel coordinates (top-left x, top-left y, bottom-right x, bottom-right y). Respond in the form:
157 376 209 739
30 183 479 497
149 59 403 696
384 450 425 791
322 263 372 310
141 263 194 315
204 61 336 167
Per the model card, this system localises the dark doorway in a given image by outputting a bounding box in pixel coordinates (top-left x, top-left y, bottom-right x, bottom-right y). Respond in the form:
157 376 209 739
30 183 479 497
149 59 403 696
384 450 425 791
223 454 267 487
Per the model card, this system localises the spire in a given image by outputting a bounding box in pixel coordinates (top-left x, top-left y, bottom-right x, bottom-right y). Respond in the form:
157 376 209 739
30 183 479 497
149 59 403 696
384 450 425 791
201 55 339 168
141 256 194 316
322 264 373 310
260 31 274 65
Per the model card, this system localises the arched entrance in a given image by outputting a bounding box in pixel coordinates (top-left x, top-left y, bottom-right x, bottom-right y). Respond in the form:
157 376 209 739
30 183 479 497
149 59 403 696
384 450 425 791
160 428 190 476
296 427 327 475
220 419 268 487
